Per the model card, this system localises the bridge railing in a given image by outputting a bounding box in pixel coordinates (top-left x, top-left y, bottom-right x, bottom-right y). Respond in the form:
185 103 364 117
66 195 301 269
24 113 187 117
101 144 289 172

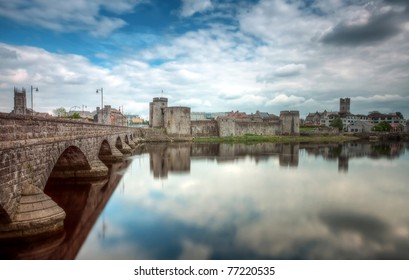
0 113 135 143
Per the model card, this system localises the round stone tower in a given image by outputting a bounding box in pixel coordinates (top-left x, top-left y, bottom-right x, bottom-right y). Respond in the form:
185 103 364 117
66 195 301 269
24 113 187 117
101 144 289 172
164 106 191 136
149 97 168 128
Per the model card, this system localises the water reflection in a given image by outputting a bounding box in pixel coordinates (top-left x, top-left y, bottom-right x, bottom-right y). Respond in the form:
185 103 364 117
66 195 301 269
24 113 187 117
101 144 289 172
2 141 408 260
76 141 409 260
147 141 406 175
0 161 130 260
303 142 406 172
147 142 300 179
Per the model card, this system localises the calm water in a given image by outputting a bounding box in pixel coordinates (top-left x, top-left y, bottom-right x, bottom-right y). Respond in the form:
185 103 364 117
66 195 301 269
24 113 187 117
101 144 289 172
77 141 409 260
2 141 409 259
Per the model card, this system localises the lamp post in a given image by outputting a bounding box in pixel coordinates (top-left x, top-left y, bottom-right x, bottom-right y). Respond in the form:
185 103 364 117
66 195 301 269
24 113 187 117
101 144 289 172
31 85 39 115
96 88 103 109
82 104 87 117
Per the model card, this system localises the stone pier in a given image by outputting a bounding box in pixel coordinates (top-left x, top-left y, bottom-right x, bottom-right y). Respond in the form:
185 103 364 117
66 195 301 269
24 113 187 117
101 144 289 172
0 113 151 238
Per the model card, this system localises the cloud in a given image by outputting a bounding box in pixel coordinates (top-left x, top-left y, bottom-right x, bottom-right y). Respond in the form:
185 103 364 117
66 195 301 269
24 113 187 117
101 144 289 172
238 0 328 47
0 0 144 37
267 94 306 106
179 0 213 17
1 0 409 119
320 9 404 46
274 64 306 77
0 43 123 113
97 146 409 259
0 46 17 60
175 98 212 108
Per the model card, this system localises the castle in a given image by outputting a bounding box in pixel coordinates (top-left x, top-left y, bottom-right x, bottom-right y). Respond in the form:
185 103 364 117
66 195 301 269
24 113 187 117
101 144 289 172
149 97 300 137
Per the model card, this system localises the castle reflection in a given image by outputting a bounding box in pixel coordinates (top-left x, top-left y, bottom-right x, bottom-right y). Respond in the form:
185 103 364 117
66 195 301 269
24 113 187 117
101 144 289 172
147 143 301 179
2 141 406 260
146 141 405 177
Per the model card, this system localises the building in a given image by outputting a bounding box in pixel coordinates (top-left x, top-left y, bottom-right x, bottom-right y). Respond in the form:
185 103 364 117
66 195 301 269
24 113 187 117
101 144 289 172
339 97 350 114
367 112 405 126
149 97 168 128
94 105 127 126
319 111 339 127
11 87 30 115
126 115 145 127
305 111 337 126
306 98 406 132
12 87 28 115
149 97 300 137
10 87 50 117
148 97 191 135
347 121 374 133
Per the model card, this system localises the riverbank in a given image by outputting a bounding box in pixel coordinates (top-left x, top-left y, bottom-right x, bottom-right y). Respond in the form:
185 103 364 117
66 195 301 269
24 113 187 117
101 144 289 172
192 134 360 144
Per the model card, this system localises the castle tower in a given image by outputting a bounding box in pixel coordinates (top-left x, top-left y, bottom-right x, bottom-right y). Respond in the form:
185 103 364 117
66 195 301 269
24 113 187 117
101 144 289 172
149 97 168 128
13 87 27 115
164 106 191 136
339 98 350 114
280 111 300 135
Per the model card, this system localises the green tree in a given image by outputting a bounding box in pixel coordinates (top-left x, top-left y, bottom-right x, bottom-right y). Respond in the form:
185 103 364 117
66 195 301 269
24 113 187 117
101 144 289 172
69 112 81 119
330 116 344 131
52 107 67 117
372 121 392 132
396 112 404 119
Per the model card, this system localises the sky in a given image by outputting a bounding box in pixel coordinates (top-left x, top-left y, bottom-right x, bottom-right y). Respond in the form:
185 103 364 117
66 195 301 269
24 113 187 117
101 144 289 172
0 0 408 120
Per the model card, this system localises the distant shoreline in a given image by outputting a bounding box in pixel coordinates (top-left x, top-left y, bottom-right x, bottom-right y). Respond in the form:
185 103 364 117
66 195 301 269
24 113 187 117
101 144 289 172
192 134 361 144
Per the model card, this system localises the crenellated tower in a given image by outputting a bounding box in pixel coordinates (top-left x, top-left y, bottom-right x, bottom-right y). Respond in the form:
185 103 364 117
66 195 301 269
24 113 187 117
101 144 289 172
339 98 350 114
279 111 300 135
13 87 27 115
149 97 168 128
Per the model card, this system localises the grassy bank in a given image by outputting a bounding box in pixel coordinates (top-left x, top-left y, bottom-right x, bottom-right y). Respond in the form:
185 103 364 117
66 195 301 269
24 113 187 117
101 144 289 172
193 134 359 144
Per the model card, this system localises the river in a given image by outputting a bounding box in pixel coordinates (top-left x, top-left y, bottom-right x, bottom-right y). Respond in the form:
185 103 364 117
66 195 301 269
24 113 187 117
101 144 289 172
1 141 409 260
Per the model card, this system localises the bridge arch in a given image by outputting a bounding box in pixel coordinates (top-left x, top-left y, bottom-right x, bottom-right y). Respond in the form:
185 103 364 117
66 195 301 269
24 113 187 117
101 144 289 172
97 138 125 163
98 139 112 160
0 113 144 238
46 145 92 182
115 136 123 150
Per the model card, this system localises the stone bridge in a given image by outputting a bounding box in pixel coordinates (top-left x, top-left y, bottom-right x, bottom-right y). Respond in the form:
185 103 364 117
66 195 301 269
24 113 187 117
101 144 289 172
0 113 164 238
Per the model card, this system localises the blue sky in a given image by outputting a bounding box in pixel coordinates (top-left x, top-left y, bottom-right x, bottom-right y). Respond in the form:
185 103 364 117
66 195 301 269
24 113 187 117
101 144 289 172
0 0 409 119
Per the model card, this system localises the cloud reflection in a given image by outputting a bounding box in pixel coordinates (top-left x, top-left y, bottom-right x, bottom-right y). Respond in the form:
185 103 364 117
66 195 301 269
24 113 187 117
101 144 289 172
77 142 409 259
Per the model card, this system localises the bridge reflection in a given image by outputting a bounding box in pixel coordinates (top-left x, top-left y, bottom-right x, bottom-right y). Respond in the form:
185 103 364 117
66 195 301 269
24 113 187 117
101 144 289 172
0 160 130 260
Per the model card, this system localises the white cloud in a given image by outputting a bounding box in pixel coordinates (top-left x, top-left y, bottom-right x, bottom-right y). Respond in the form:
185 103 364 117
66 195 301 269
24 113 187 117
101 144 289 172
0 0 144 37
107 150 409 259
267 94 306 106
274 64 306 77
180 0 213 17
1 0 409 118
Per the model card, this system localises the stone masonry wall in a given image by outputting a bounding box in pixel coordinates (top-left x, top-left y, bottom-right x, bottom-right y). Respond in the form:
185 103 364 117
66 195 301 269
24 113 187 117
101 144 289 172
280 111 300 135
0 113 140 222
164 106 191 136
218 118 281 137
191 120 219 137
